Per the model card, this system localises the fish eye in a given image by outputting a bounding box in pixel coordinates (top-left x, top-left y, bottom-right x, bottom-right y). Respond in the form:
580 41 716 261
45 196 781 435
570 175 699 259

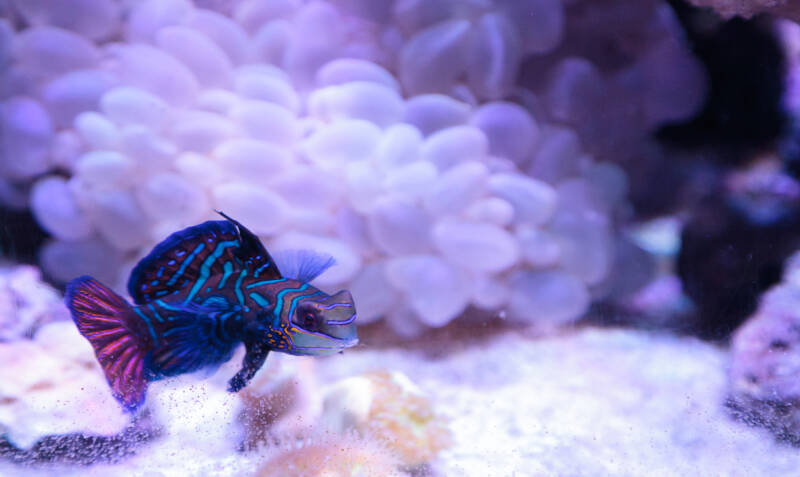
302 311 316 330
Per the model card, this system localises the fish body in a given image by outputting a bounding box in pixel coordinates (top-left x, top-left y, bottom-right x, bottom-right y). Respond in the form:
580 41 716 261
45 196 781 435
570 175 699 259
65 212 358 411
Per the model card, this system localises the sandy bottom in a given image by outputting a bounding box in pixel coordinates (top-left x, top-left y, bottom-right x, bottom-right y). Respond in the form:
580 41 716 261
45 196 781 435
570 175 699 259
2 326 798 476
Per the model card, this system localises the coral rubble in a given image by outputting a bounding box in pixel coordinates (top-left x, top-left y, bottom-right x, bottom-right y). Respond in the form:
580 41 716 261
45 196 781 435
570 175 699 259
321 370 451 467
0 264 67 341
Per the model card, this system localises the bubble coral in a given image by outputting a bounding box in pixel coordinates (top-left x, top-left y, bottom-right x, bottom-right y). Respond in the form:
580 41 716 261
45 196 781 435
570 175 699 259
0 0 704 332
321 370 451 467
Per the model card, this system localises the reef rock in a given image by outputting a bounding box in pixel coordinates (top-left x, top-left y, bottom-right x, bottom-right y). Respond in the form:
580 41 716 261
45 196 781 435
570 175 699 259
0 321 130 450
728 251 800 443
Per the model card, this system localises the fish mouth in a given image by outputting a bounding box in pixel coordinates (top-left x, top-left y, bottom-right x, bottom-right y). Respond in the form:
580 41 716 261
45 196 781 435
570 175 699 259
287 328 359 356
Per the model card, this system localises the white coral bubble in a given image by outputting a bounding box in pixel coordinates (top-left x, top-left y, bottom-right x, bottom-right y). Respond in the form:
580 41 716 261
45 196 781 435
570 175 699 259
404 94 471 136
487 173 557 225
100 86 170 128
230 99 297 146
467 13 521 100
136 172 209 223
471 274 510 310
368 196 433 255
433 219 519 273
185 9 250 65
40 237 123 285
386 255 470 327
517 226 561 268
73 112 119 149
0 97 53 180
91 190 151 251
383 161 438 200
420 125 488 170
424 160 488 216
12 0 121 41
374 123 423 170
302 119 381 165
316 58 400 91
348 261 399 323
126 0 193 42
234 71 299 112
174 152 224 188
212 182 288 236
154 25 234 88
41 69 118 127
31 176 92 241
170 111 237 152
75 150 135 187
399 19 471 95
308 81 404 127
271 232 361 285
464 197 514 226
508 270 590 325
107 43 199 106
271 167 343 210
471 101 539 164
13 26 100 77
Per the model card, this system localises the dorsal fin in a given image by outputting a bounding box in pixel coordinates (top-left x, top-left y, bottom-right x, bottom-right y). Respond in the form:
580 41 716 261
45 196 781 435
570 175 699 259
273 249 336 283
127 212 282 304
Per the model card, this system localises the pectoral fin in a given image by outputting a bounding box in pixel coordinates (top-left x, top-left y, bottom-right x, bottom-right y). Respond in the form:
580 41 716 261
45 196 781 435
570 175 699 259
227 342 269 392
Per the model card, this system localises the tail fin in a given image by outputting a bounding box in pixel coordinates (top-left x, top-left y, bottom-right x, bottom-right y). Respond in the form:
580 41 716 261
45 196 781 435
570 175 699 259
65 276 151 412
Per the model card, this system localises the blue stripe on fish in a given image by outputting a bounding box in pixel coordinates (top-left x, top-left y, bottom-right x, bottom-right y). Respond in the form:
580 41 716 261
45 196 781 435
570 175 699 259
234 269 248 311
218 261 234 289
185 240 238 303
167 243 205 286
249 292 270 308
133 307 158 346
246 278 287 289
273 284 309 325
